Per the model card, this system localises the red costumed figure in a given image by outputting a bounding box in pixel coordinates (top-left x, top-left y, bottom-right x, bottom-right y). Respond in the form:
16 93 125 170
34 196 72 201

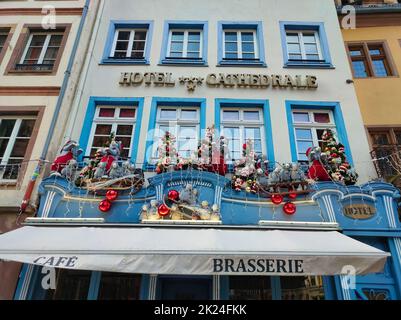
306 147 330 181
50 141 82 174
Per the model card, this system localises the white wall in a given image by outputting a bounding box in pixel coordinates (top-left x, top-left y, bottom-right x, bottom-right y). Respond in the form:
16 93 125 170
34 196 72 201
67 0 377 183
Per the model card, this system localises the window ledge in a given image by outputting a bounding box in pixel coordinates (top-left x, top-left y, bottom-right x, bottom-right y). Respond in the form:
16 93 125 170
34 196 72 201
217 60 267 67
284 61 334 69
159 59 207 66
100 58 149 65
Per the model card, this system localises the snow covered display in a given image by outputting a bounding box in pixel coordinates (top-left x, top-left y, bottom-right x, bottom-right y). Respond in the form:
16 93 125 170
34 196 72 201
155 131 179 174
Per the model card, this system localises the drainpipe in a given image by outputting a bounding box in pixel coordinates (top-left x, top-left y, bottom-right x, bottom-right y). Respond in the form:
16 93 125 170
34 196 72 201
20 0 91 214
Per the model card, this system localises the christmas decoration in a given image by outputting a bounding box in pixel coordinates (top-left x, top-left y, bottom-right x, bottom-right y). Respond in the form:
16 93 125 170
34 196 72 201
155 131 179 173
283 202 296 215
231 139 267 193
158 204 170 217
306 147 331 182
288 192 298 200
50 140 82 176
99 199 112 213
196 125 228 176
320 129 358 185
271 194 284 205
140 184 222 222
167 189 180 201
105 190 118 202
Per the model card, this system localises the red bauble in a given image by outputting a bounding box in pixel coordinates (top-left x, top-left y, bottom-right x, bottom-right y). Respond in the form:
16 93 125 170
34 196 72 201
288 192 297 200
106 190 118 202
271 194 284 205
168 190 180 201
158 204 170 217
283 202 296 215
99 199 112 212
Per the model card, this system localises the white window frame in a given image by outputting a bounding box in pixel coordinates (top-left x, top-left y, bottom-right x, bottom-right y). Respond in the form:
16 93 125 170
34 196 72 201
152 106 200 161
0 116 36 181
221 108 265 162
19 32 64 65
292 110 336 161
110 28 148 59
166 29 203 59
223 29 259 60
285 30 323 61
86 106 137 158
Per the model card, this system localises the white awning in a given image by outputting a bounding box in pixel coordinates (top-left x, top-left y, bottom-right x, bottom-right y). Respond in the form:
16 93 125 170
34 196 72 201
0 226 389 276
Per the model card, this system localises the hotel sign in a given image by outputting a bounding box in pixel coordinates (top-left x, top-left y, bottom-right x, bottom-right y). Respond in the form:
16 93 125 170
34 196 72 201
119 72 318 92
343 204 376 220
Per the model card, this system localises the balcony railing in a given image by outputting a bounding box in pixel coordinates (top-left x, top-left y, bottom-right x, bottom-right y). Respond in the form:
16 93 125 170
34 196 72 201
14 63 54 72
370 145 401 180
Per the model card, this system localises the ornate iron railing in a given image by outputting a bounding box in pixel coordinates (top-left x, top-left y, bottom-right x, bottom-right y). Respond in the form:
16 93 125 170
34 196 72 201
370 145 401 180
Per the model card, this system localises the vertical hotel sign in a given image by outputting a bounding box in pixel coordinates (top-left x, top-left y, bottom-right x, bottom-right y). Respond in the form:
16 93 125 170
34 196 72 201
118 72 318 91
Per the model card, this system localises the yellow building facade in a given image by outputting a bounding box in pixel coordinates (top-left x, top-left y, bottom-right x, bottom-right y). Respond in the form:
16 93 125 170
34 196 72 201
337 0 401 184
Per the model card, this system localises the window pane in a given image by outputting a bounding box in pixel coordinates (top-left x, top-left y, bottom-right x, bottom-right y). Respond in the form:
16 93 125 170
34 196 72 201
10 139 29 157
115 41 129 51
306 54 320 60
132 41 145 51
44 269 91 300
370 133 390 145
116 125 133 136
169 52 183 58
394 132 401 145
229 276 272 300
117 31 130 40
243 111 260 121
223 127 240 139
97 273 141 300
253 140 262 153
225 52 238 59
242 42 255 52
188 32 201 41
179 126 197 139
223 110 240 121
117 137 132 149
49 35 63 47
2 159 22 180
225 32 237 42
44 47 59 60
288 43 301 54
286 33 299 43
302 33 317 44
187 42 200 52
244 127 261 140
349 49 362 57
95 124 112 135
293 112 310 123
170 42 184 52
181 109 197 120
242 53 255 59
119 108 136 118
0 138 9 157
352 60 368 78
23 47 41 63
160 109 177 120
99 108 115 118
295 128 312 140
280 276 325 300
0 34 7 50
18 120 35 137
372 59 388 77
369 48 381 56
289 53 302 60
187 52 200 58
225 42 238 52
314 113 330 123
92 136 111 147
134 31 146 41
297 141 314 154
305 44 318 54
30 35 46 47
0 119 16 137
171 32 184 41
241 32 254 42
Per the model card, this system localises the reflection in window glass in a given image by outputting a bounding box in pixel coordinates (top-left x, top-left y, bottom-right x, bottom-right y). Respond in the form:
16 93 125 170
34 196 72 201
97 273 141 300
280 276 325 300
229 276 272 300
44 269 91 300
